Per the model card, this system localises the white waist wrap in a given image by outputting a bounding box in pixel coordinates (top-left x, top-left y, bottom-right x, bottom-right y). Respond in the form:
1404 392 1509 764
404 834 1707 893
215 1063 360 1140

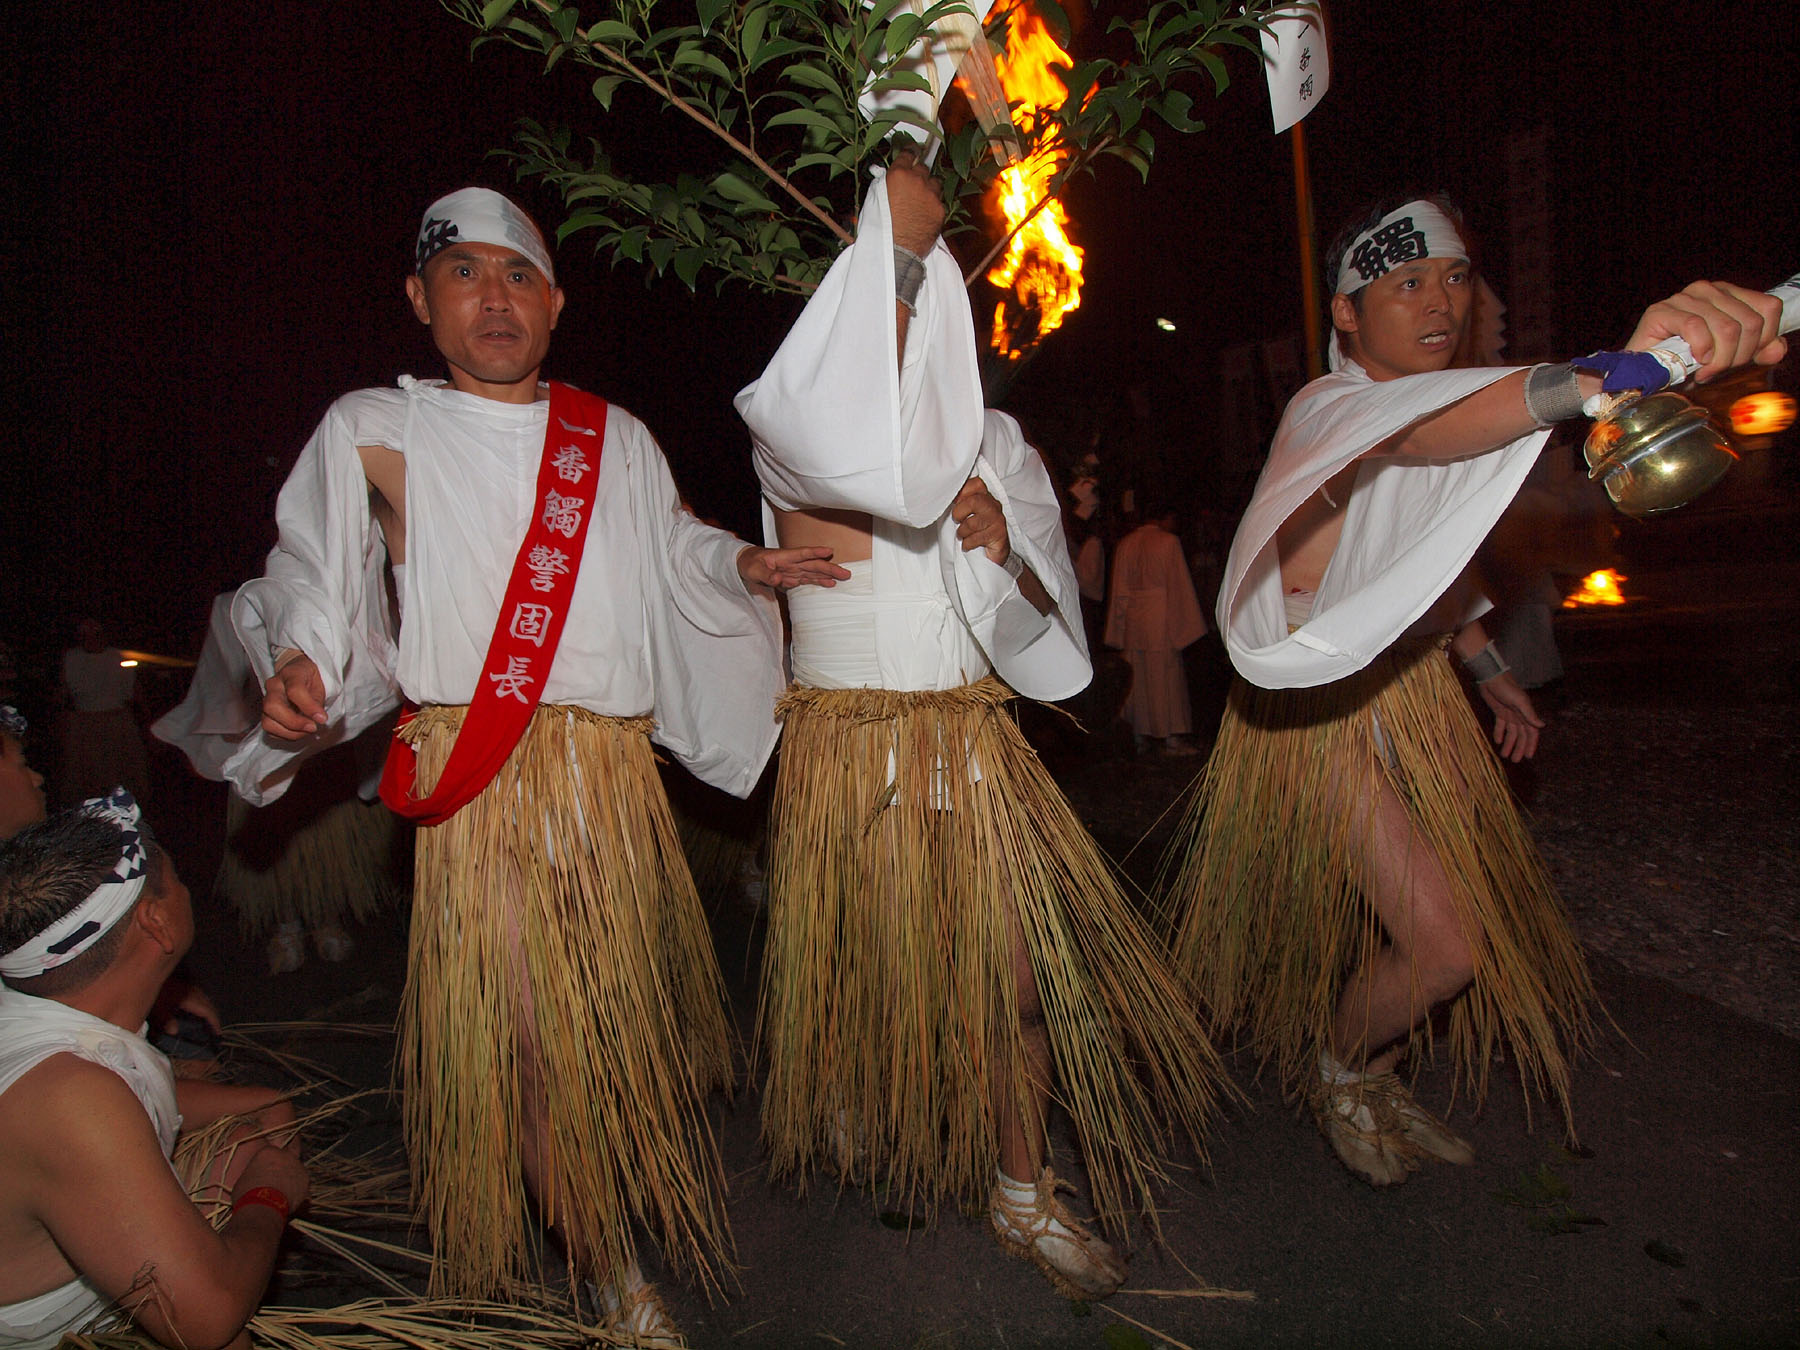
788 558 989 691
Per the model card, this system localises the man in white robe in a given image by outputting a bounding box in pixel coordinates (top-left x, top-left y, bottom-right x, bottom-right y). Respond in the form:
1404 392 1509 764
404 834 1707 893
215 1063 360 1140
234 188 844 1342
1165 194 1787 1187
737 156 1225 1302
1104 504 1206 755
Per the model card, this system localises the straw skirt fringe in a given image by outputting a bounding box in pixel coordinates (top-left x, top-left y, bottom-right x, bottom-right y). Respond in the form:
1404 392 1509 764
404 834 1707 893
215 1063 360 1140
398 705 735 1300
1164 637 1592 1132
220 782 406 937
760 676 1228 1239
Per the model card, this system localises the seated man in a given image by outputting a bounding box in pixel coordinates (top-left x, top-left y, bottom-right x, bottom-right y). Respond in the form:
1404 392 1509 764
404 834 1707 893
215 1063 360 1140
0 794 308 1350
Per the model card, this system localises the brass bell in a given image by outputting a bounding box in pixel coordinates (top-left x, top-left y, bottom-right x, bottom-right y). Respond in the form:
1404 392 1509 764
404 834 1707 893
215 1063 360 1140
1583 391 1738 518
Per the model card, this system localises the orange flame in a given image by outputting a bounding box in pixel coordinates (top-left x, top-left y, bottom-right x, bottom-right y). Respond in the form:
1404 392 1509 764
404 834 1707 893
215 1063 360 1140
1563 569 1629 608
986 6 1084 360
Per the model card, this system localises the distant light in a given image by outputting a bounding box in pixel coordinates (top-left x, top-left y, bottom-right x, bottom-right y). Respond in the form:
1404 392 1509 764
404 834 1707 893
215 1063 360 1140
1155 317 1177 332
119 659 139 668
1563 569 1628 609
1729 391 1795 437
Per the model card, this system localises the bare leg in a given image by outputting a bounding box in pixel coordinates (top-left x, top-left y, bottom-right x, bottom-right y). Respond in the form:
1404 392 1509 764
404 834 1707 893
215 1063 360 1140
1309 769 1480 1184
987 889 1127 1300
1329 773 1477 1074
502 900 604 1288
996 903 1051 1183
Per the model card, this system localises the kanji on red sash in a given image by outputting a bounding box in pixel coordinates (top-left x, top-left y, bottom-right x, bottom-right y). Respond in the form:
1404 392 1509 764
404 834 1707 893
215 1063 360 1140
378 383 610 825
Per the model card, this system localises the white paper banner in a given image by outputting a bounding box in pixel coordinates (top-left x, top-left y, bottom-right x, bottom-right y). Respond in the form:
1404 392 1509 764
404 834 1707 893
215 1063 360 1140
1261 5 1329 134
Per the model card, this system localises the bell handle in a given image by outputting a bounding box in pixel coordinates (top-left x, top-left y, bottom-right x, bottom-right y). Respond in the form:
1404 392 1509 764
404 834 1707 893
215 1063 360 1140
1642 271 1800 384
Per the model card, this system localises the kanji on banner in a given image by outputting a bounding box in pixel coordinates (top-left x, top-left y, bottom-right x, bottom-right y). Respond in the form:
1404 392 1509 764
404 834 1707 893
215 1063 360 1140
1261 4 1330 133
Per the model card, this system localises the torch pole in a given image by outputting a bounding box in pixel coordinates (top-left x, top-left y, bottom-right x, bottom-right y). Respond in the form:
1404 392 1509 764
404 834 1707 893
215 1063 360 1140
1292 118 1322 380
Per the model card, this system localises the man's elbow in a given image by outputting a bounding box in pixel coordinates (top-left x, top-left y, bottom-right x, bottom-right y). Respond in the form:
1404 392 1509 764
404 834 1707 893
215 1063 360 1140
137 1295 258 1350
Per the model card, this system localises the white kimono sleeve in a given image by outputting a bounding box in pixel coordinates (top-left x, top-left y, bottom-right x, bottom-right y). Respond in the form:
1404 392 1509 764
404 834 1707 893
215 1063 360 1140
631 432 785 798
944 412 1091 701
1222 363 1549 689
734 171 985 526
224 395 401 803
149 593 259 783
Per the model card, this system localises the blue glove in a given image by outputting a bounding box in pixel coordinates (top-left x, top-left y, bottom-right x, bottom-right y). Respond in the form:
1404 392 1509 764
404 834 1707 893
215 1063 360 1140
1574 349 1675 395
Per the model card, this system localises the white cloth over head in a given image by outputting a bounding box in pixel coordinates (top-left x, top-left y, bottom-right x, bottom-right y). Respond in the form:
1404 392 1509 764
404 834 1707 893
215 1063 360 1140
736 174 1090 701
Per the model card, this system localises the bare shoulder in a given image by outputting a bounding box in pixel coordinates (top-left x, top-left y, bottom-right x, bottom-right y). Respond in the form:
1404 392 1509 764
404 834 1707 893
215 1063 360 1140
0 1052 154 1148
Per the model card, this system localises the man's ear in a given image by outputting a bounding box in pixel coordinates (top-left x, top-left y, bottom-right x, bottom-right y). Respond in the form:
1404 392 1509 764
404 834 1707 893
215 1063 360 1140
1330 291 1360 339
548 285 566 331
405 273 431 327
132 889 179 957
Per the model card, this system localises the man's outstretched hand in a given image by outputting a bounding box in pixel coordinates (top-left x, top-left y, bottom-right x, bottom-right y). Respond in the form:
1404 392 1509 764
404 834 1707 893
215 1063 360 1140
737 545 853 595
262 653 329 740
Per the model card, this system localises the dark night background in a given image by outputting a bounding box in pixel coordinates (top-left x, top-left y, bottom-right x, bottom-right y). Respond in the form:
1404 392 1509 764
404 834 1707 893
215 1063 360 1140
4 0 1795 682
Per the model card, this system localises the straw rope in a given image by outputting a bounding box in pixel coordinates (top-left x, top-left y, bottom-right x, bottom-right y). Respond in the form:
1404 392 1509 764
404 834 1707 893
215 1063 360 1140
1162 637 1593 1133
758 676 1230 1241
219 764 408 938
398 704 736 1301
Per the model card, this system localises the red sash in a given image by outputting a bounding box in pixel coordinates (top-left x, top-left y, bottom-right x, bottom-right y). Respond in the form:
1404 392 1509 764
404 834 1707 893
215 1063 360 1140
378 382 610 825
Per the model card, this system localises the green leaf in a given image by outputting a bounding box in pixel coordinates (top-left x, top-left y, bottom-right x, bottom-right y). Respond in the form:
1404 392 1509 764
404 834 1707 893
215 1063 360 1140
556 204 613 232
741 5 768 63
697 0 733 36
883 13 924 61
1196 49 1230 94
479 0 517 30
582 19 639 47
1031 0 1074 50
869 69 933 96
1059 59 1105 110
1155 89 1204 132
792 151 853 178
672 246 707 289
645 236 679 272
549 5 577 43
590 75 624 110
713 171 781 213
782 63 844 95
1107 144 1151 182
672 45 735 82
766 107 849 136
747 36 811 72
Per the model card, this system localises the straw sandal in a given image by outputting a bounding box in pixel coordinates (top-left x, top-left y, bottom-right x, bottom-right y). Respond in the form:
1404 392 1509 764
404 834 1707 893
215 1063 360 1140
989 1167 1128 1300
1312 1072 1473 1185
266 920 305 975
310 923 354 962
589 1279 685 1349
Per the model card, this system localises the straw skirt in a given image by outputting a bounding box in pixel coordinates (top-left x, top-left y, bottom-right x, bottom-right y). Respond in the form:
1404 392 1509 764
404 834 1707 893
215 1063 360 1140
760 677 1228 1238
219 742 407 938
397 705 735 1299
1164 637 1592 1130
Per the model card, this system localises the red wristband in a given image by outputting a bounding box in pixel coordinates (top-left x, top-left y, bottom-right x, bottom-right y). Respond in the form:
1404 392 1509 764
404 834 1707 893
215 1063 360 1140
231 1186 290 1225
